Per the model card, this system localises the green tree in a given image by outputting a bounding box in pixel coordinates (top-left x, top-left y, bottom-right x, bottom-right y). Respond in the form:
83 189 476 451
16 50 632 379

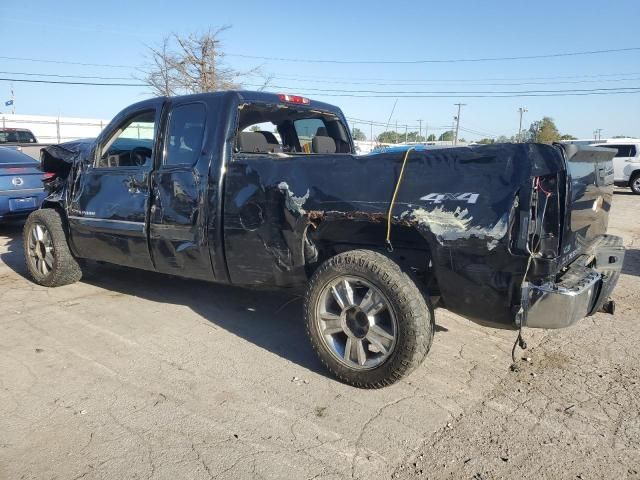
438 131 454 142
426 134 436 142
377 131 400 143
351 127 366 141
560 134 577 141
477 138 495 144
249 125 260 132
528 117 560 144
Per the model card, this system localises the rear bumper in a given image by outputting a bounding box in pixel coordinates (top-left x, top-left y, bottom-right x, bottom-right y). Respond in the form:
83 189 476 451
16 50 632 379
0 189 47 220
522 235 625 329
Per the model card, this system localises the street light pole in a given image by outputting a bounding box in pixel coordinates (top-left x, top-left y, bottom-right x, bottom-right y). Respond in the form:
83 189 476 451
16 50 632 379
417 119 423 143
517 107 528 143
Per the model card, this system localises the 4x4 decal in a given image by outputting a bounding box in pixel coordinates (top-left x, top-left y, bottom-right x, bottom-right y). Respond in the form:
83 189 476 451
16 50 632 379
420 193 479 204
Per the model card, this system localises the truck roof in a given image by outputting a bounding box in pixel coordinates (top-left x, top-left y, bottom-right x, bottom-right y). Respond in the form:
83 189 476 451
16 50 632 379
127 90 345 117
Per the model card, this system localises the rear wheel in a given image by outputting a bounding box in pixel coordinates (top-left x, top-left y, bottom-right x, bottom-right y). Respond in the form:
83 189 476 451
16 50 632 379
23 209 82 287
305 249 433 388
630 172 640 195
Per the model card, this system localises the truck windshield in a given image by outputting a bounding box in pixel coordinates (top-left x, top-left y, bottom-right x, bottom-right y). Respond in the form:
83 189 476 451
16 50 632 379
235 103 352 155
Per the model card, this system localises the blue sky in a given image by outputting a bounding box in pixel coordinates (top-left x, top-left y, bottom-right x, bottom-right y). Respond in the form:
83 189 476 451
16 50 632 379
1 0 639 140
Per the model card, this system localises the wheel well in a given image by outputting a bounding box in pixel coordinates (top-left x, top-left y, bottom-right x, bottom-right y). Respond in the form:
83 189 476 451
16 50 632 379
40 202 72 239
305 219 437 293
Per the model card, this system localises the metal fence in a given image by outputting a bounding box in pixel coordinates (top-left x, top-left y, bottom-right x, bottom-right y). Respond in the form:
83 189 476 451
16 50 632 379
0 116 108 144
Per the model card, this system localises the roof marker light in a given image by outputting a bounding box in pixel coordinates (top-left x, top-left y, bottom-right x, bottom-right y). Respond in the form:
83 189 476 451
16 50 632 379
278 94 310 105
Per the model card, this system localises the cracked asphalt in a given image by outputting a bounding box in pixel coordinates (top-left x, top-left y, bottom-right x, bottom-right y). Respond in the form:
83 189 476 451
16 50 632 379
1 192 638 480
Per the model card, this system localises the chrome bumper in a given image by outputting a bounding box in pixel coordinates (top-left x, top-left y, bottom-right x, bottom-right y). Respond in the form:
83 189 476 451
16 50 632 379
522 235 625 329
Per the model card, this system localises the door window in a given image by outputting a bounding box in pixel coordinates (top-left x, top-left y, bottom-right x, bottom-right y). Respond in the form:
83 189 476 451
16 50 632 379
97 110 156 168
164 103 206 166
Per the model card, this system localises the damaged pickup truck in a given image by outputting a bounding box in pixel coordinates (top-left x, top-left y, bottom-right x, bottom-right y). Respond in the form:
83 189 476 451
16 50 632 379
25 91 624 388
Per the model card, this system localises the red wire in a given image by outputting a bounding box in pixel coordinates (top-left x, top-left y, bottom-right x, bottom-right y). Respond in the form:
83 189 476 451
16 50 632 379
535 176 553 197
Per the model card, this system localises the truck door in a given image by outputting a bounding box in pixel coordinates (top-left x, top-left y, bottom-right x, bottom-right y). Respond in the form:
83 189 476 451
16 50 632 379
68 105 161 270
148 99 214 280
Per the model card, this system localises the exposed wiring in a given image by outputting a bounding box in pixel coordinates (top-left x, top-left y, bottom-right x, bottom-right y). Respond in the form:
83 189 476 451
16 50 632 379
385 147 416 252
512 176 554 364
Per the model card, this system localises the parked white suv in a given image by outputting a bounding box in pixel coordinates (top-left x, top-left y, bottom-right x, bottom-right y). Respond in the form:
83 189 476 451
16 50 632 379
592 139 640 194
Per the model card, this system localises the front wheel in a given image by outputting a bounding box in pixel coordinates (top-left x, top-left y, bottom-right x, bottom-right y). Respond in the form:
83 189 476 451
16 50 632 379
304 249 434 388
630 172 640 195
23 209 82 287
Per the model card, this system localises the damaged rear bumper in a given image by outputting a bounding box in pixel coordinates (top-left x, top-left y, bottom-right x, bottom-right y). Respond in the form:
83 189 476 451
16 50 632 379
521 235 625 329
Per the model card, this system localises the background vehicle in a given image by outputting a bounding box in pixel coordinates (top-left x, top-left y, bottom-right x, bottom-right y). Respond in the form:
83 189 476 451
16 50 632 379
0 127 49 160
24 91 624 388
592 139 640 194
0 147 49 221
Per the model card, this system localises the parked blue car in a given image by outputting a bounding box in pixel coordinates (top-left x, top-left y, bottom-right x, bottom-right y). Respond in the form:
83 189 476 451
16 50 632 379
0 147 48 221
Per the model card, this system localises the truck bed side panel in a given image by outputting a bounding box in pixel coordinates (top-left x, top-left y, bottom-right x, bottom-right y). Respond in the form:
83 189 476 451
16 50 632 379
222 144 565 327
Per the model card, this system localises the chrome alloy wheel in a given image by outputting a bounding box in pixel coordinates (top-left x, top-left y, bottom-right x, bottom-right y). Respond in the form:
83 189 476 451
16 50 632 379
27 223 55 276
315 276 398 370
633 177 640 193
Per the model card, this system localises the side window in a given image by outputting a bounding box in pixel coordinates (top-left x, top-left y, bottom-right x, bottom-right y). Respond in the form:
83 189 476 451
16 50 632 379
294 118 327 153
18 131 37 143
605 145 636 157
165 103 206 166
97 110 156 168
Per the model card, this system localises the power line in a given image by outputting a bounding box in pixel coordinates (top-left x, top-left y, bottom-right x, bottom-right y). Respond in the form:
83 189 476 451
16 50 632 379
249 84 640 95
0 55 133 69
4 47 640 70
0 70 135 81
3 77 640 99
246 72 640 87
0 77 146 87
226 46 640 64
246 70 640 84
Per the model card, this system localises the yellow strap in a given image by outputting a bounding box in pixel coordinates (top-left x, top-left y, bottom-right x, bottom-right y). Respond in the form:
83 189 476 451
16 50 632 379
385 147 415 252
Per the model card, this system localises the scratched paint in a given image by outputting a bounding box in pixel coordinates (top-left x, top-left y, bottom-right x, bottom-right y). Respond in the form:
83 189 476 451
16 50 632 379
404 206 509 250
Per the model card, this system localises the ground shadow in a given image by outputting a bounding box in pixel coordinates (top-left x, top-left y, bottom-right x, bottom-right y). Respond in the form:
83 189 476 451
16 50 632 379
0 221 325 375
621 248 640 278
0 225 450 377
613 189 636 196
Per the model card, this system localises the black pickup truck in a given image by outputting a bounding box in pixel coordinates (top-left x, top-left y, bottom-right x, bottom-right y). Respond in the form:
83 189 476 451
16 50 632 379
25 91 624 388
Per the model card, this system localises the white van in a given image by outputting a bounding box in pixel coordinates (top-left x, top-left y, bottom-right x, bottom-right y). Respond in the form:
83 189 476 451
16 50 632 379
592 139 640 194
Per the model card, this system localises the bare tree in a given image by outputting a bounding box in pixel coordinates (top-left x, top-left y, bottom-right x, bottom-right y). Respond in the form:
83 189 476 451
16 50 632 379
144 36 179 96
139 26 271 96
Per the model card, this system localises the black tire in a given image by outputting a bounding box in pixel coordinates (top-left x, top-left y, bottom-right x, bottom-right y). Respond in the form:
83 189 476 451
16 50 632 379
304 249 434 388
630 172 640 195
23 208 82 287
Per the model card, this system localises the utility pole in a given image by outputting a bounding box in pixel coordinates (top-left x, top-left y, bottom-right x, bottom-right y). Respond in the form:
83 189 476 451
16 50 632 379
405 124 408 143
596 128 603 141
424 122 429 142
451 118 456 145
517 107 528 143
370 121 373 148
453 103 466 145
10 84 15 115
417 119 423 143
